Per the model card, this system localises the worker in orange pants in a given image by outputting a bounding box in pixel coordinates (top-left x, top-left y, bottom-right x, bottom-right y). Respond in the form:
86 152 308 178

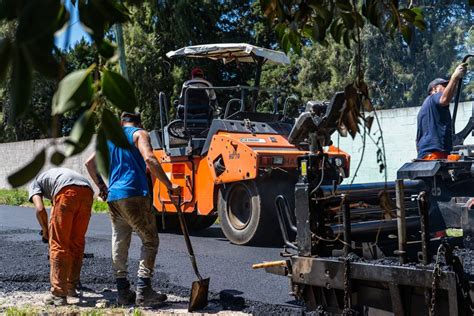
29 168 93 306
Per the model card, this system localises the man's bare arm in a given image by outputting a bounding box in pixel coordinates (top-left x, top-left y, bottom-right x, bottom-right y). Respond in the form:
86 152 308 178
85 152 108 200
32 194 48 241
439 80 459 106
134 130 176 192
439 63 467 106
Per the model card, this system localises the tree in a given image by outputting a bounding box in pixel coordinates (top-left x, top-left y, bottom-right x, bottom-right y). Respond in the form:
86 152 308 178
259 0 473 140
123 1 279 129
0 0 138 186
260 0 427 53
1 0 472 186
461 28 474 99
363 1 474 108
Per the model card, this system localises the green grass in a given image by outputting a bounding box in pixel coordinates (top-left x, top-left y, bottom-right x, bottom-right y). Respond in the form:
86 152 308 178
0 189 108 213
3 306 36 316
0 189 36 206
2 306 144 315
92 199 109 213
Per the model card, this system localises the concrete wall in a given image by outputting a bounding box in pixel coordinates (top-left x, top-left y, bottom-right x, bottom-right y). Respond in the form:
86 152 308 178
0 101 472 189
0 137 96 190
331 101 474 184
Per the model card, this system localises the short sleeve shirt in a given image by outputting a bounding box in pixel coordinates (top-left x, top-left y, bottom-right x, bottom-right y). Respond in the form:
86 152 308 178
107 126 149 202
416 92 453 159
28 168 92 201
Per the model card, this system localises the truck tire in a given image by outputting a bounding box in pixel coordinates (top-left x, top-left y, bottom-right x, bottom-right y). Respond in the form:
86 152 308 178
218 179 285 245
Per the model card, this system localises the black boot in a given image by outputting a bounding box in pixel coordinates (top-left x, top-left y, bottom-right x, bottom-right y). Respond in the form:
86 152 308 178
136 277 167 307
116 278 136 306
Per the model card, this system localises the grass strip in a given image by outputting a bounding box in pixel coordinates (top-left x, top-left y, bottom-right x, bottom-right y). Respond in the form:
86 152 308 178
0 189 109 213
2 306 143 315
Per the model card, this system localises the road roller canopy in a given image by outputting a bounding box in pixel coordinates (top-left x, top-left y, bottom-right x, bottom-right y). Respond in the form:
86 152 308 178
166 43 290 65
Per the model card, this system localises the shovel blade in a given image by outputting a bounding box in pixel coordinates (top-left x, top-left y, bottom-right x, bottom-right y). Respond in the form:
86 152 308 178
188 278 210 312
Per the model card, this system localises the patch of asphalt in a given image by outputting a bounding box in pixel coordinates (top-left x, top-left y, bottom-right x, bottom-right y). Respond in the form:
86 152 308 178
0 228 304 315
0 206 299 306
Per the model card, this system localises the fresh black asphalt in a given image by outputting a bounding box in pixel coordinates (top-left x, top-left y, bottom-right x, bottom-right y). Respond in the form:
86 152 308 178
0 205 304 314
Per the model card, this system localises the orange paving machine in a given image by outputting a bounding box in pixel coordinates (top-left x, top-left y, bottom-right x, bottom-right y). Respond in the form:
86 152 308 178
148 44 350 245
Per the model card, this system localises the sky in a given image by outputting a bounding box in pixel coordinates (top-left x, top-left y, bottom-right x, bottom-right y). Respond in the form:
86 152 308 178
54 0 89 50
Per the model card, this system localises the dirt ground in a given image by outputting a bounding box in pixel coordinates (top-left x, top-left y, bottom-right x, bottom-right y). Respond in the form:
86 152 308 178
0 287 249 315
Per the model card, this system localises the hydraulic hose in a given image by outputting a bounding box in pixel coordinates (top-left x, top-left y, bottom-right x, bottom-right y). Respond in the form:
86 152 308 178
452 54 473 134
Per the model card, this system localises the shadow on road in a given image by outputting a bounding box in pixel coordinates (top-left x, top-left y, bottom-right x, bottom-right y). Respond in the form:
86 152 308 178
190 226 225 238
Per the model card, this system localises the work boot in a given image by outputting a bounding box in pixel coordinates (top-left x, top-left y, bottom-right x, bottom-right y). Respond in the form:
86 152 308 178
116 278 136 306
67 288 79 297
43 293 67 306
67 282 82 297
136 277 167 307
117 288 136 306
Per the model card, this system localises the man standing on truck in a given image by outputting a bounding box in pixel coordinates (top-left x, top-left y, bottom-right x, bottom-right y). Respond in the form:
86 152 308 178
416 63 467 159
29 167 93 306
85 112 180 307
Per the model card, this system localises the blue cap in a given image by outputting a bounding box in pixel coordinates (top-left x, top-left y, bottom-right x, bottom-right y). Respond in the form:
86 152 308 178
427 78 449 95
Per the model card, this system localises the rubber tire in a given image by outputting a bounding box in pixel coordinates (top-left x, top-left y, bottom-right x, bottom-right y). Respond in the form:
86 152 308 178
218 179 286 246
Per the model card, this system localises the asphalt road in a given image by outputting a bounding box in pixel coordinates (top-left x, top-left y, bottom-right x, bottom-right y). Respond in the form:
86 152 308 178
0 205 302 313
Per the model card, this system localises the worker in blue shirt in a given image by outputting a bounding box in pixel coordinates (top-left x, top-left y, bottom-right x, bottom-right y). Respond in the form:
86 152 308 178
85 112 180 307
416 63 467 159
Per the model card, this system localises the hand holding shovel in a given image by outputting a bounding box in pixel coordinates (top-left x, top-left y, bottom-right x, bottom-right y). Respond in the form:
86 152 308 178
172 191 210 312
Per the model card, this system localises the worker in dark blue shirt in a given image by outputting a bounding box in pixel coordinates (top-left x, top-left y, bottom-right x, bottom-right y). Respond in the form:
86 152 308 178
416 63 467 159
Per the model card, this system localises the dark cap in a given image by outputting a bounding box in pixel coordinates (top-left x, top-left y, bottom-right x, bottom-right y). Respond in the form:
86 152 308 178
191 67 204 77
121 112 141 124
427 78 449 95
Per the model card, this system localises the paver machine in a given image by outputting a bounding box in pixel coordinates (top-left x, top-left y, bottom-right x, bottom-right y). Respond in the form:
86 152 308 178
256 55 474 315
148 43 351 245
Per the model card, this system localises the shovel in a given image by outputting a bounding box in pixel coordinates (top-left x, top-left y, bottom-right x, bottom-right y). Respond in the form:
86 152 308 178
174 194 210 312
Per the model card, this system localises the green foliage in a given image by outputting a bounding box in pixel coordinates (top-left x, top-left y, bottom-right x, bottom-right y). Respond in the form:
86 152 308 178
10 46 32 121
0 38 11 82
101 70 137 112
1 0 68 120
7 150 46 188
4 306 35 316
92 199 109 213
50 151 66 166
362 2 473 108
0 0 472 185
52 68 93 115
122 1 270 129
0 1 137 186
65 109 96 156
260 0 427 53
462 29 474 99
101 108 130 148
0 189 31 206
2 301 144 314
96 130 110 179
259 1 473 112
